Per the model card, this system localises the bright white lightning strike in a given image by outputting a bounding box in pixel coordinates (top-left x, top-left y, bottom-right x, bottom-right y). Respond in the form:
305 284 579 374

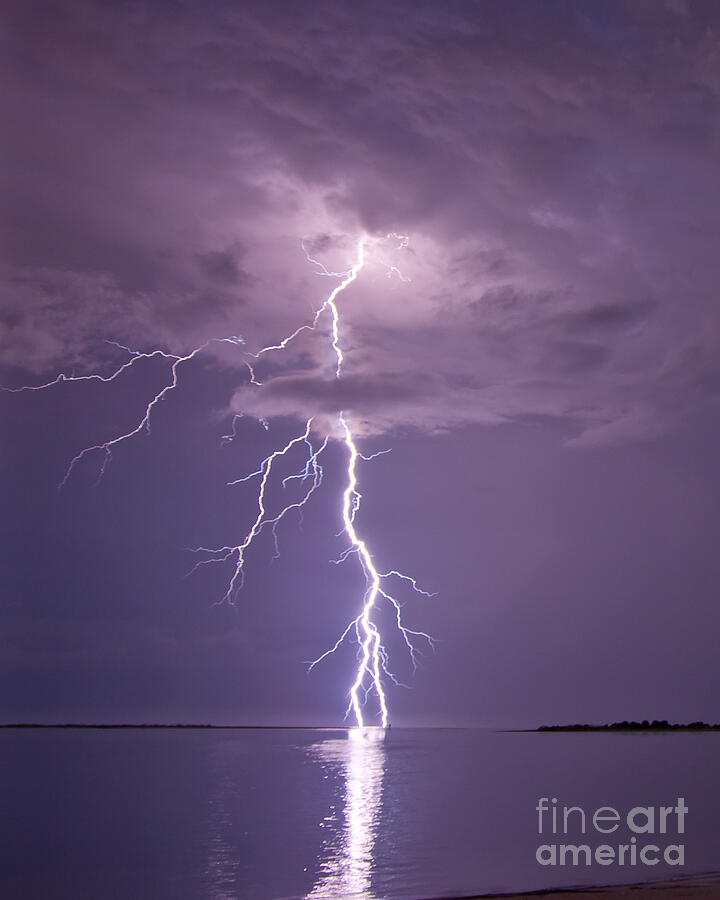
5 233 434 728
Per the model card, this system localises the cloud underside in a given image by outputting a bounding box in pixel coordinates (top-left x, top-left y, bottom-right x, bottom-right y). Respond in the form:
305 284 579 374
3 0 720 445
231 372 506 437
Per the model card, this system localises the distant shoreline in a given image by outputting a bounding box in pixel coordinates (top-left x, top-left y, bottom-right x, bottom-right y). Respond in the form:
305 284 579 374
534 720 720 732
0 723 351 730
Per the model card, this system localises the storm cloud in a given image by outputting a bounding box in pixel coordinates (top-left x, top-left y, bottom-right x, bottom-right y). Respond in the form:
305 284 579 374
3 0 720 445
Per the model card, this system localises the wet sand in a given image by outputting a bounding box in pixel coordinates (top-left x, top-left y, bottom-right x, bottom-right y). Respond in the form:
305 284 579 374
454 873 720 899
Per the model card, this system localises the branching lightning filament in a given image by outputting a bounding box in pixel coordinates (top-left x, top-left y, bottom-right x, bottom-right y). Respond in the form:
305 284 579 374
5 233 435 727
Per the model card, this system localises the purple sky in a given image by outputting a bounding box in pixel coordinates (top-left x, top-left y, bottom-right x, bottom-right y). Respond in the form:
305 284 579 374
2 0 720 726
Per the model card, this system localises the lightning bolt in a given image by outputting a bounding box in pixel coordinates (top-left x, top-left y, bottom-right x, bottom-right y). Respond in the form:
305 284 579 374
4 233 435 728
4 336 249 487
242 234 434 728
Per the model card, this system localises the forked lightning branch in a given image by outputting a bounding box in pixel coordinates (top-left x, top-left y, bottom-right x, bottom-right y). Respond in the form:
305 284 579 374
6 234 436 728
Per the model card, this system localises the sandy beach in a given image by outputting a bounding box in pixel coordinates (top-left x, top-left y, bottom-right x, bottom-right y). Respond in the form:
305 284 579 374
457 873 720 898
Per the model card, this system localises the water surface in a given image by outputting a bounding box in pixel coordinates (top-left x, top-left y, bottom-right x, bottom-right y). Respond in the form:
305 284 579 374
2 727 718 899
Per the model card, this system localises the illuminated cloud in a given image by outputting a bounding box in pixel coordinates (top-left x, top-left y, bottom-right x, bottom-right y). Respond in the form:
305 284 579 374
3 0 720 445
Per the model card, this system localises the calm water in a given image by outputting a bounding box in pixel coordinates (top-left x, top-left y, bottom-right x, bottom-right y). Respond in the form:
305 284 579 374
2 727 719 899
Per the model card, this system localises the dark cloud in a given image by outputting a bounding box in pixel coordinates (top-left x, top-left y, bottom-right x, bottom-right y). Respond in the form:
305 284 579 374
553 299 658 333
232 371 437 435
195 250 248 287
250 372 431 411
542 340 611 375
